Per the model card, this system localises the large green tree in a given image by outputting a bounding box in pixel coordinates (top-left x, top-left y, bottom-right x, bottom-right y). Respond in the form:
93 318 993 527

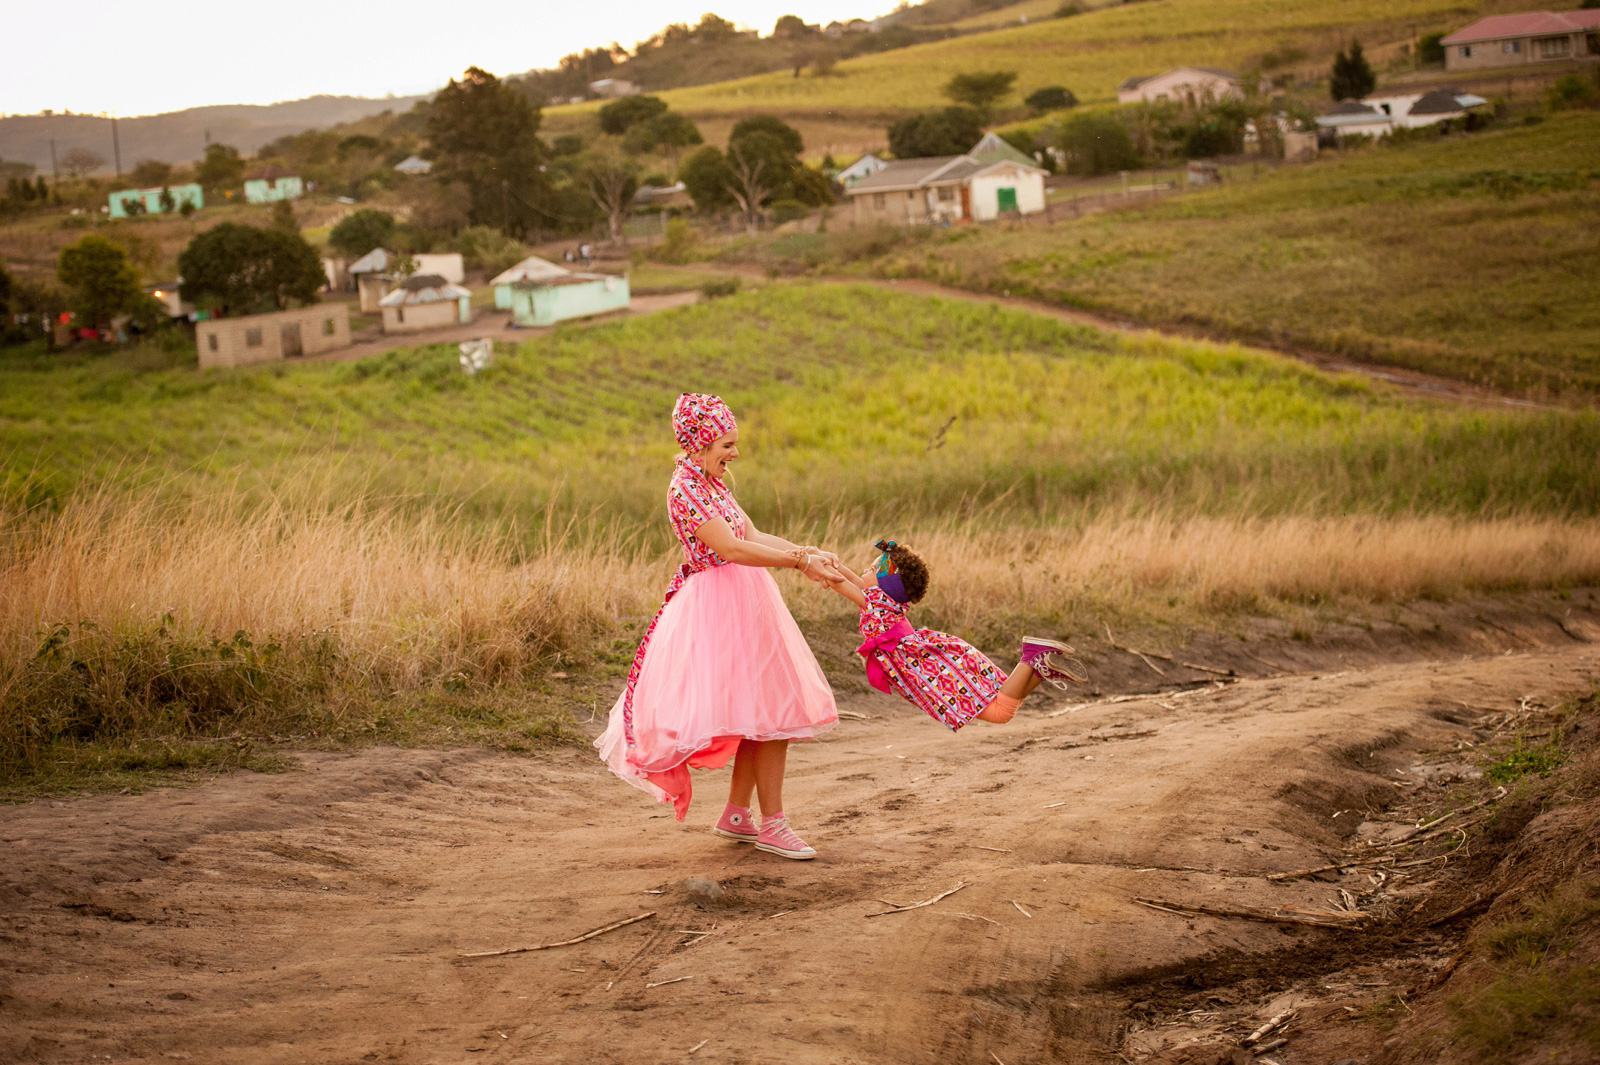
1055 112 1140 175
942 71 1017 118
57 234 143 328
195 143 245 192
679 145 736 211
887 107 984 158
598 94 669 135
425 67 550 238
329 208 397 257
178 223 325 317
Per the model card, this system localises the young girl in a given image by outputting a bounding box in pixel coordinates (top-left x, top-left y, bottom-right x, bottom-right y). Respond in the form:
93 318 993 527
813 540 1086 730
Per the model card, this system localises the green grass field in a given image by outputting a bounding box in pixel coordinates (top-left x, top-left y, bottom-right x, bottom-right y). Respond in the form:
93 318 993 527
720 114 1600 399
6 282 1599 534
547 0 1483 122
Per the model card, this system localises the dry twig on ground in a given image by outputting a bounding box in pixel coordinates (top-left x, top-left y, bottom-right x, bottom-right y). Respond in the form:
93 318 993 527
460 911 656 957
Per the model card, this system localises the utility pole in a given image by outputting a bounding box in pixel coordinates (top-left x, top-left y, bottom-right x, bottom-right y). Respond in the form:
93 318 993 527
49 138 59 182
110 113 122 178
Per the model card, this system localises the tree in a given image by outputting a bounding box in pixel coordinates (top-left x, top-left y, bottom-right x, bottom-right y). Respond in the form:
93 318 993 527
178 223 325 317
158 186 176 213
729 115 805 158
622 111 703 157
329 208 397 257
130 159 172 187
60 148 106 180
1025 86 1078 114
35 176 49 202
580 140 640 245
1417 32 1446 65
887 107 984 158
772 14 812 38
425 67 550 237
679 145 735 211
598 94 669 135
196 143 245 191
725 141 772 234
1055 112 1140 175
270 199 299 234
1330 40 1376 101
941 71 1018 117
57 234 142 327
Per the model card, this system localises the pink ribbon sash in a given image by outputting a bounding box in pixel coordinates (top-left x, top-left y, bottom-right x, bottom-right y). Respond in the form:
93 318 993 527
856 620 914 694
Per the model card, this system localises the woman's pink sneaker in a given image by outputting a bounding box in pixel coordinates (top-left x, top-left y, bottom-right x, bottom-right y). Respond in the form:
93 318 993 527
712 803 758 843
755 814 816 860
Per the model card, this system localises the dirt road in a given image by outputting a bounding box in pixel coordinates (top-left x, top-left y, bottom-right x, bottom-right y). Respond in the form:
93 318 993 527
3 646 1595 1064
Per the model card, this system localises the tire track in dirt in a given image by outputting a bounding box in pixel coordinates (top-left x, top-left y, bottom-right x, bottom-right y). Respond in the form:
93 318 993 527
1 648 1596 1063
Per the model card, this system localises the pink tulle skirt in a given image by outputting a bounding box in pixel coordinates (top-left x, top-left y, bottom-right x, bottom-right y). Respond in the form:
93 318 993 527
596 563 837 819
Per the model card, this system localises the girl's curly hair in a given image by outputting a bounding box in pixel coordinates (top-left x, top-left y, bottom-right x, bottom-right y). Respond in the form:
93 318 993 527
887 543 930 604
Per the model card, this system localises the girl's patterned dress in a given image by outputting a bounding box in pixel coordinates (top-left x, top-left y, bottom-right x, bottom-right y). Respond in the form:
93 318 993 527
856 586 1006 731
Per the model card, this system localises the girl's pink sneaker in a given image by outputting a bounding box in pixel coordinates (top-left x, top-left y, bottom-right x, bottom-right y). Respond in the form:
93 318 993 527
755 814 816 860
1020 636 1089 688
712 803 758 843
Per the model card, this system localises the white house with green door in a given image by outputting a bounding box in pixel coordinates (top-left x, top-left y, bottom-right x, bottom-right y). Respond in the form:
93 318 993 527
842 133 1047 226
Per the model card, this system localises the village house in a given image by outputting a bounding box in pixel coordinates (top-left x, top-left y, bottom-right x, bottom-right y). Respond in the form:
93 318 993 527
632 181 692 209
507 273 630 328
196 304 350 369
1441 10 1600 71
243 165 304 205
107 183 203 219
378 275 472 334
347 249 466 312
1316 87 1490 138
392 155 432 175
843 134 1047 226
1117 67 1241 105
489 255 571 310
589 78 641 98
835 152 887 188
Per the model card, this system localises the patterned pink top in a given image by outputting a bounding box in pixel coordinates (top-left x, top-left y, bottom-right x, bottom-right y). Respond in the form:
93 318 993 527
667 456 745 563
857 586 1006 732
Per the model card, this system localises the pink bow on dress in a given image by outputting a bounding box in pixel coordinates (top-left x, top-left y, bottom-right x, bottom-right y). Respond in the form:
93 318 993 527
856 620 914 694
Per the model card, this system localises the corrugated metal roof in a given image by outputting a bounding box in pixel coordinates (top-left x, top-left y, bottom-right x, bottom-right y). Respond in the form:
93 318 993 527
1442 9 1600 45
846 156 967 192
489 256 570 286
378 276 471 306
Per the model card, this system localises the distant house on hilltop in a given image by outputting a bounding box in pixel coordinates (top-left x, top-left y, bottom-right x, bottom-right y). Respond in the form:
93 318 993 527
348 248 466 312
588 78 640 98
843 135 1047 225
392 155 431 175
1117 67 1241 105
243 165 303 204
108 183 202 219
1440 10 1600 70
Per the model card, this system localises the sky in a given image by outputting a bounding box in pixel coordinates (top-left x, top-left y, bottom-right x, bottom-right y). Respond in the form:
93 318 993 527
1 1 884 118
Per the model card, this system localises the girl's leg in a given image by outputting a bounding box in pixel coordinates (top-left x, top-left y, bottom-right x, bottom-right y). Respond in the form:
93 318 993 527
752 740 790 817
976 662 1044 722
727 738 761 809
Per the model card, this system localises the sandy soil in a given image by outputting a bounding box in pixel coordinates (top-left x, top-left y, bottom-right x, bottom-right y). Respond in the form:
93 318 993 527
3 639 1596 1064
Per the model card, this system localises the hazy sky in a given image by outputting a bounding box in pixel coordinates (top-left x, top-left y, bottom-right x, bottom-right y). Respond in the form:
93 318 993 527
2 2 883 117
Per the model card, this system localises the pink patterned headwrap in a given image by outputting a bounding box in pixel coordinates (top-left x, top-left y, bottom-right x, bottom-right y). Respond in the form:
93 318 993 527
672 392 737 454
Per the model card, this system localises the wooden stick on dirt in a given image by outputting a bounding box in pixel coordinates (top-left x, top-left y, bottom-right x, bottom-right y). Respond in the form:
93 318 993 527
1133 897 1367 928
1181 661 1236 677
645 976 692 989
1370 787 1507 848
460 912 657 958
1265 862 1359 882
1241 1009 1296 1046
868 882 967 917
1106 624 1167 676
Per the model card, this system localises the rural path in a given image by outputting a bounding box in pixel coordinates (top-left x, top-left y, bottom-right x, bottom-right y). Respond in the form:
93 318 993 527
4 644 1597 1064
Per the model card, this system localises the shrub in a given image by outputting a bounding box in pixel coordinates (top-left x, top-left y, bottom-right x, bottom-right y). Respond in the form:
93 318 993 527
597 95 668 135
1026 86 1078 114
767 199 810 224
1418 32 1446 65
888 107 984 158
329 208 397 257
699 276 740 298
1055 112 1141 174
655 217 699 263
1545 73 1600 112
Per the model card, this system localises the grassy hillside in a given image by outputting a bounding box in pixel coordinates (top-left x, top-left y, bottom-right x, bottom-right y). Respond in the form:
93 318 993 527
565 0 1483 121
7 283 1600 783
5 284 1600 530
720 114 1600 399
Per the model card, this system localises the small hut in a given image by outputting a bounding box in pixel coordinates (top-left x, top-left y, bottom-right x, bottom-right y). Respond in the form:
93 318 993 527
489 255 571 310
379 275 472 334
508 273 629 327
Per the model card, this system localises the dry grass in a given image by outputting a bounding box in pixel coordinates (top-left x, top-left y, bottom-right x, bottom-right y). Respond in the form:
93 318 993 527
7 481 1600 777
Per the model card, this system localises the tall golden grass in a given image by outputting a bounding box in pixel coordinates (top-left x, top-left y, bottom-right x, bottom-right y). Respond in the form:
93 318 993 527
5 484 1600 773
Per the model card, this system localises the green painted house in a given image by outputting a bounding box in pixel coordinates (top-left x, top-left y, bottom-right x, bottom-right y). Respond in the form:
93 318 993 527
107 183 203 218
509 273 629 327
243 165 304 204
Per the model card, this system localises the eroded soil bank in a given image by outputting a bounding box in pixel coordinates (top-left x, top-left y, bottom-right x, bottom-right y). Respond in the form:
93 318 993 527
2 618 1597 1064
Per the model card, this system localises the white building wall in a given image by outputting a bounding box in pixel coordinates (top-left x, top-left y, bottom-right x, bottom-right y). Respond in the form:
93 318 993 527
968 166 1046 221
1118 68 1240 105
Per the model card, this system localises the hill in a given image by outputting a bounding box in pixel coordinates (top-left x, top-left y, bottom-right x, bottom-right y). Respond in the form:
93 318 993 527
713 113 1600 399
0 94 427 174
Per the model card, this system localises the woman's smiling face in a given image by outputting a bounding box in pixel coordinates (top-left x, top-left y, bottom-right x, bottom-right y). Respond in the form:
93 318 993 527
697 429 739 478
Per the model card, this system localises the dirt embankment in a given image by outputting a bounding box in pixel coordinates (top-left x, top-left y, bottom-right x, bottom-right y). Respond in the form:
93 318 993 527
1 603 1597 1064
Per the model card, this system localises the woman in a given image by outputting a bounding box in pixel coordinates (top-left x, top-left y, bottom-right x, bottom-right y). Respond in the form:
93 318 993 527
596 393 838 860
